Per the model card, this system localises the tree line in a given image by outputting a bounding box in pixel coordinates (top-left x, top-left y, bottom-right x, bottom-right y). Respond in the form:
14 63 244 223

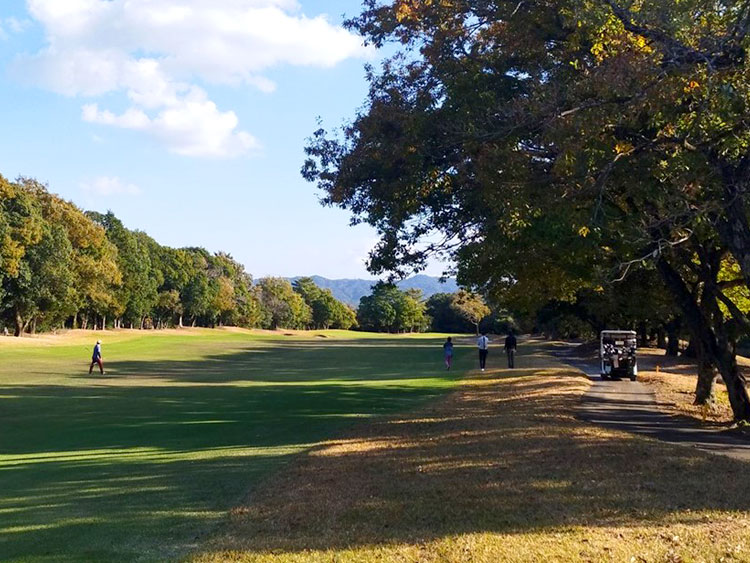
303 0 750 420
0 176 362 335
0 175 503 336
357 283 503 334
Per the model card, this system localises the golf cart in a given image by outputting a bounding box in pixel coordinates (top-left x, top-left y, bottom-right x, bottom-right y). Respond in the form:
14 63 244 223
600 330 638 381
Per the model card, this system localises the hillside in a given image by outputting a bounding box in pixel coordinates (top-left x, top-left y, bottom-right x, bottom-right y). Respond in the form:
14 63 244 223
292 275 459 306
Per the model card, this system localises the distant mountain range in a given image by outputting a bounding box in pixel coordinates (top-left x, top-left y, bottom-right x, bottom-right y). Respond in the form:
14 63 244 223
291 275 459 306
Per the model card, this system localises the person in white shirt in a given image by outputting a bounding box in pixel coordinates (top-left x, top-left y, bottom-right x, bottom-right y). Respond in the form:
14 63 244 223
477 333 489 371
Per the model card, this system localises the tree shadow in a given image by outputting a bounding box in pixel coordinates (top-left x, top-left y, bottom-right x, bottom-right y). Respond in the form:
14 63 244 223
0 339 462 562
196 370 750 558
92 338 476 384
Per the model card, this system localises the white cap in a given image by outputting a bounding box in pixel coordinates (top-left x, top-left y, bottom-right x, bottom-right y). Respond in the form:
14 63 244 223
96 340 101 344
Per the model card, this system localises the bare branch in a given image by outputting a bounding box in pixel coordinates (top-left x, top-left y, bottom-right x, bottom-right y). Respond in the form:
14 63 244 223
613 231 693 282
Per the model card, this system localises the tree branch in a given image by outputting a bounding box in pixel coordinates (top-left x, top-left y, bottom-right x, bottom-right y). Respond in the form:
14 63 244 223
716 289 750 334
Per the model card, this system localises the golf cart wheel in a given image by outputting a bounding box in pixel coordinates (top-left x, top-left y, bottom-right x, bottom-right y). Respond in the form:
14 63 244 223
600 373 609 381
629 372 637 381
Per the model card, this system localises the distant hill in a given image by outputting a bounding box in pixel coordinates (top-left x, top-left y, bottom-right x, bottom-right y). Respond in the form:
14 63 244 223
291 275 459 306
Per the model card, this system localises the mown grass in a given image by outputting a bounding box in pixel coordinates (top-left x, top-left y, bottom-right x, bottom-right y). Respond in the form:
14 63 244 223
193 343 750 563
0 329 469 562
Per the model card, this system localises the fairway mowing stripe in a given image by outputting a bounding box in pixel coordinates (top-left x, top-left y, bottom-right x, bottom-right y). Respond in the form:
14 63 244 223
1 523 62 535
0 443 317 468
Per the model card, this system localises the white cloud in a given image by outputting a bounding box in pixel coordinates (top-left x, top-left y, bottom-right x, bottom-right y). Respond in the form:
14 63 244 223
81 176 142 196
16 0 370 157
0 17 31 40
6 17 30 34
82 88 259 157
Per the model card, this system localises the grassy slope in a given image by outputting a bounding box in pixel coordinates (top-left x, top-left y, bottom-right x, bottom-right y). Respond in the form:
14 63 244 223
194 342 750 563
0 329 468 562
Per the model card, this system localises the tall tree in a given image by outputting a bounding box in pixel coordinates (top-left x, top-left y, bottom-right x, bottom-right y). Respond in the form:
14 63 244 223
357 282 429 333
258 277 312 330
89 212 158 328
303 0 750 420
452 290 491 335
2 221 73 335
293 277 357 329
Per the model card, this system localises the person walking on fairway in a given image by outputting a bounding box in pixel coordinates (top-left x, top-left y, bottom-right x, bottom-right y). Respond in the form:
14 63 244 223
505 330 518 368
443 337 454 370
477 332 489 371
89 340 105 375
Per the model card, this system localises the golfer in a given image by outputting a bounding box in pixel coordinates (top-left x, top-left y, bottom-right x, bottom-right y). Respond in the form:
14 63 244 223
443 337 454 370
505 330 518 368
477 332 489 371
89 340 105 375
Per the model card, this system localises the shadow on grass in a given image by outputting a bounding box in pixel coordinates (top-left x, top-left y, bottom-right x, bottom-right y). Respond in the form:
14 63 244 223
0 340 462 562
100 338 474 384
195 369 750 559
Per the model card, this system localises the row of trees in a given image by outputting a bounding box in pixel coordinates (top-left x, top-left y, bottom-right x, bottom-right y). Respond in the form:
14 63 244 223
0 176 359 334
1 175 503 336
303 0 750 420
356 284 509 334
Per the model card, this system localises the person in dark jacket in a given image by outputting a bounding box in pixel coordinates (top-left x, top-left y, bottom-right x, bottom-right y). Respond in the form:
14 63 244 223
504 331 517 368
89 340 105 375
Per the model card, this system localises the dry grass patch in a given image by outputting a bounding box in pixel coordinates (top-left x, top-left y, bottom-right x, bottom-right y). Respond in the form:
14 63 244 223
192 349 750 562
636 348 734 424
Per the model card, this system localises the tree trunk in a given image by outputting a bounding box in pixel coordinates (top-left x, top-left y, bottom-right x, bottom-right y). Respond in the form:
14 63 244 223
694 345 718 405
73 312 79 330
682 338 697 358
81 316 89 330
716 162 750 288
657 327 667 349
657 256 750 421
666 319 681 356
102 315 106 330
30 318 37 334
637 322 648 347
14 312 23 337
179 314 183 328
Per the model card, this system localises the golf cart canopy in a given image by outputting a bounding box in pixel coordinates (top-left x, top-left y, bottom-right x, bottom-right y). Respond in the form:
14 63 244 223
600 330 637 343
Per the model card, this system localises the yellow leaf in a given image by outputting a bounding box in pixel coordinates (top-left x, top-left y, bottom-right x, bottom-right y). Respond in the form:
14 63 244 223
395 2 413 22
615 142 633 154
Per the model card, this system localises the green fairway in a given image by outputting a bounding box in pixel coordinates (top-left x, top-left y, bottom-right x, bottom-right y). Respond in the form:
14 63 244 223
0 329 468 562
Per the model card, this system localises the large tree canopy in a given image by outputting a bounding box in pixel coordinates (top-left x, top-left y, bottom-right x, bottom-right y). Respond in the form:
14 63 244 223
303 0 750 419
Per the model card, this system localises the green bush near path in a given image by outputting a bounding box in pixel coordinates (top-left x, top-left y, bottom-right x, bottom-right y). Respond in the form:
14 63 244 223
0 329 469 562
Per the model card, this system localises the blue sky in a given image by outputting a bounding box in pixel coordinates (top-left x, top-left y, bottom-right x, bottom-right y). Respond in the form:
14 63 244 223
0 0 447 279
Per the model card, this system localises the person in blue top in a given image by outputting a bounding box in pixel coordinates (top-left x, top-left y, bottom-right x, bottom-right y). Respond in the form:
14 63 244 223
443 337 454 370
89 340 105 375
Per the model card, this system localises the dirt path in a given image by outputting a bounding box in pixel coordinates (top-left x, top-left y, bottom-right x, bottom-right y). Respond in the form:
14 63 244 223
556 345 750 461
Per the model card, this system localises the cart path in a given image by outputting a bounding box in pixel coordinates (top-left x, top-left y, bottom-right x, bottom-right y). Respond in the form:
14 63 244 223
554 346 750 461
